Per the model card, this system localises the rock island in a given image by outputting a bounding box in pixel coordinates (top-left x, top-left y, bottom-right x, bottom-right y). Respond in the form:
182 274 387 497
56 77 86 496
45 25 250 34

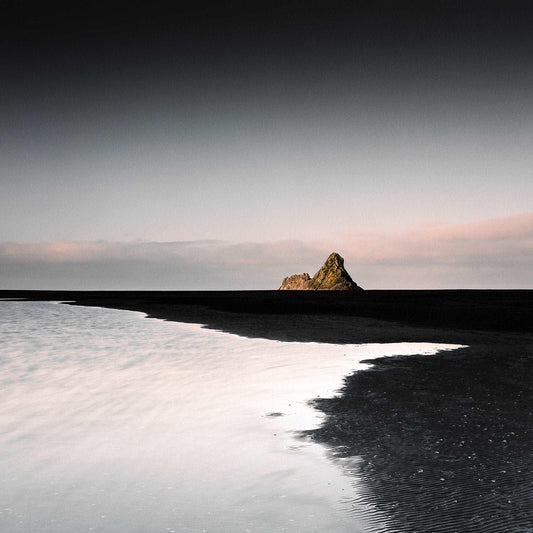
279 252 363 291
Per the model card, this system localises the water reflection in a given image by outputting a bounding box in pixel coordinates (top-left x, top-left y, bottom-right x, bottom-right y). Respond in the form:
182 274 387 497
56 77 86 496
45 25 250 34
0 300 463 532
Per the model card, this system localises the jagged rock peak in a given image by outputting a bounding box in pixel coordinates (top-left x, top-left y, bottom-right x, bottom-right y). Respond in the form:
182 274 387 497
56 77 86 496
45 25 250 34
279 252 363 291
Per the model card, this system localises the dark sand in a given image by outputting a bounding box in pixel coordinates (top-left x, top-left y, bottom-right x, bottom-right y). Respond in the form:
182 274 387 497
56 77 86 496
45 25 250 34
2 289 532 532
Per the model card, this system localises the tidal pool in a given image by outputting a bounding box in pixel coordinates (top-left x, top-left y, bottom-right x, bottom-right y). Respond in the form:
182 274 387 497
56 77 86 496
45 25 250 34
0 300 460 532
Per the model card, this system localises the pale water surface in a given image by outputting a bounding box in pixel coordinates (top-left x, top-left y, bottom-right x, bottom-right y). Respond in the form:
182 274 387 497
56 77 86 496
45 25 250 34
0 301 461 532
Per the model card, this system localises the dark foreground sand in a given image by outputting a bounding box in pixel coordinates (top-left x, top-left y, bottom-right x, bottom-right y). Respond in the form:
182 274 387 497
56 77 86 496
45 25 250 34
2 290 532 532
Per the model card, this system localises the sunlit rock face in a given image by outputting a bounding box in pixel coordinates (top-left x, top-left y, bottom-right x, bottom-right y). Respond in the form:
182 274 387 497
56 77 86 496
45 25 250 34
279 252 363 291
278 273 312 290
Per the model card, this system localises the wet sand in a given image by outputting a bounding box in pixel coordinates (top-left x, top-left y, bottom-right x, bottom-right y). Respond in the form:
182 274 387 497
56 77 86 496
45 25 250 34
306 342 533 532
2 289 532 531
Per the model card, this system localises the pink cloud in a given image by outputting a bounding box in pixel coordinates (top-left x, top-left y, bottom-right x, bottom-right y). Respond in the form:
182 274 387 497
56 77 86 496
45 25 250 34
1 212 531 288
337 212 533 265
1 241 126 263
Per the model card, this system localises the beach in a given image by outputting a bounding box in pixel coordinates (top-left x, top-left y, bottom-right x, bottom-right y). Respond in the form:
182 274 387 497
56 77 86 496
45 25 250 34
2 289 532 531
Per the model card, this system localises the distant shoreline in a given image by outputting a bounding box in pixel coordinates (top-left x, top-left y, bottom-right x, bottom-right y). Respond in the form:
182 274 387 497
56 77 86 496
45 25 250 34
1 289 532 345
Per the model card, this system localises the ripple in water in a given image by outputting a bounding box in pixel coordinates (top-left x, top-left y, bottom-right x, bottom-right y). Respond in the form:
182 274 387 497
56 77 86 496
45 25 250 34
0 300 462 532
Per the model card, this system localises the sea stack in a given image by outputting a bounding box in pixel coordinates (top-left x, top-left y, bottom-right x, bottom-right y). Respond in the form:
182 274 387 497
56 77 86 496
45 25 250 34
279 252 363 291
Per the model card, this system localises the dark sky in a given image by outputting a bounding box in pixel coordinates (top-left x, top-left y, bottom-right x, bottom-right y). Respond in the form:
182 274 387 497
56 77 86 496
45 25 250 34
4 1 533 92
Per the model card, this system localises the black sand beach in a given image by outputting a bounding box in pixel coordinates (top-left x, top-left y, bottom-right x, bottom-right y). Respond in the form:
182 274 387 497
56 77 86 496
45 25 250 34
2 289 532 532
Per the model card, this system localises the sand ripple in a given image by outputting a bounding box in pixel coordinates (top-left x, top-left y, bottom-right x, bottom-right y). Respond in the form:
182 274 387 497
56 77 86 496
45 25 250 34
306 344 533 532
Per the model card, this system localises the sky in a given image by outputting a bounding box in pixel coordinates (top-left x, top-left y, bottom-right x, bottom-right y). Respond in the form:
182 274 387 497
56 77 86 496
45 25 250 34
1 1 532 289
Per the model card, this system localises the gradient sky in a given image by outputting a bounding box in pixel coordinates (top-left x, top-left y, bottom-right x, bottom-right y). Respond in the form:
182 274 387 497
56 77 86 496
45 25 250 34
1 2 532 289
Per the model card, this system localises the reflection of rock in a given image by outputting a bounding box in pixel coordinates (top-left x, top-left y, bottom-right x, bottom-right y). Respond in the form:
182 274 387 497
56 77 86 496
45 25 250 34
279 252 362 291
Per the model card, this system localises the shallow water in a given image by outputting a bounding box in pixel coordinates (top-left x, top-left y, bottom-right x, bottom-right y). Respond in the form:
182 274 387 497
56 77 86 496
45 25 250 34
0 301 461 532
